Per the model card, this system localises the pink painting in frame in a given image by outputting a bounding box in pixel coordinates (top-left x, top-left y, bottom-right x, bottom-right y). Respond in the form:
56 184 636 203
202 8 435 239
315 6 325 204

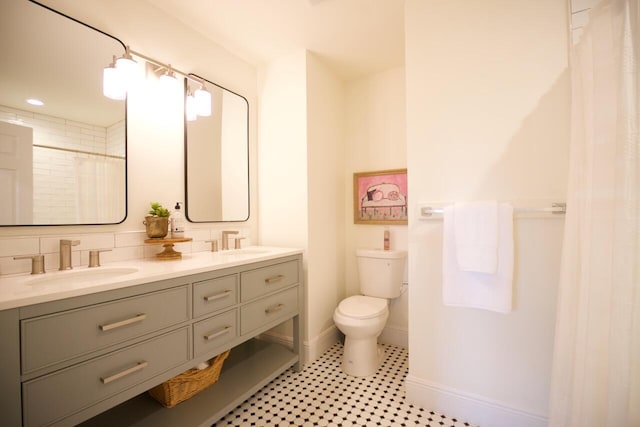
353 169 408 225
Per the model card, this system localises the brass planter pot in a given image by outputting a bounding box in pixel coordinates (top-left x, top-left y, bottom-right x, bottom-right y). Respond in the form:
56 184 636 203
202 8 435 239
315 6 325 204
144 216 169 238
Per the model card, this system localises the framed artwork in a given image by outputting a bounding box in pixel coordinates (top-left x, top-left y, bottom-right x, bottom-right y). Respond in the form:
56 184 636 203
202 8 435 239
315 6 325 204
353 168 408 225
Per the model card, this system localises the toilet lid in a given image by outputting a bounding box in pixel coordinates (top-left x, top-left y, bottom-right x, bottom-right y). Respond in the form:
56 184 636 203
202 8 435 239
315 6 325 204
337 295 387 320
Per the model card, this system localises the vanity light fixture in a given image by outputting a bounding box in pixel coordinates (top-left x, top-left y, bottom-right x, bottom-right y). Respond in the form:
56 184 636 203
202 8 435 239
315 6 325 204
103 46 213 121
103 56 126 100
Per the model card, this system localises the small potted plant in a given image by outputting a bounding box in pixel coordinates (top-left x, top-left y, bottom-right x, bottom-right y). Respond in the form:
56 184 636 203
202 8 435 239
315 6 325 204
143 202 170 238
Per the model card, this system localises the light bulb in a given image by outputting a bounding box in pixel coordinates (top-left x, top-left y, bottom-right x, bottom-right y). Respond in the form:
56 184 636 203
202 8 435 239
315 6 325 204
103 63 125 100
115 51 139 91
194 86 212 117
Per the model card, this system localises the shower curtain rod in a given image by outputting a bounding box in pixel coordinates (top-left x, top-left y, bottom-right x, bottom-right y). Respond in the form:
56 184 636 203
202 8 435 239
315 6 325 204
419 202 566 218
33 144 125 160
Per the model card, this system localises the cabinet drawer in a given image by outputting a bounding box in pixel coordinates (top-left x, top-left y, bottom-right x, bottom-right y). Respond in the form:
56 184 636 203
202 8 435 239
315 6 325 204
241 287 298 335
240 260 298 302
21 286 189 374
193 274 237 318
193 309 237 358
22 327 189 427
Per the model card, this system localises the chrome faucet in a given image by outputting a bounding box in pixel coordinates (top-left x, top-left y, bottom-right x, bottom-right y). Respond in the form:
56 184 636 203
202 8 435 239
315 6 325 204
221 230 239 250
59 239 80 270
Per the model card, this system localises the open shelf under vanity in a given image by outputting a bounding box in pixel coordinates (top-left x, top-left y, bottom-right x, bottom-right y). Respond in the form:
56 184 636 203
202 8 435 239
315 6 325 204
82 339 298 427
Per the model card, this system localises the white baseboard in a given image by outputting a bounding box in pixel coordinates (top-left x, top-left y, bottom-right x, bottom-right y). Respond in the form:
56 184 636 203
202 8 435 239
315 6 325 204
405 375 548 427
379 325 408 348
306 325 340 362
260 325 340 365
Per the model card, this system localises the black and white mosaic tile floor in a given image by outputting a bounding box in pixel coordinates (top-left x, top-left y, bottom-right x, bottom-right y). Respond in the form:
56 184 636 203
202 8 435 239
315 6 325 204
213 343 475 427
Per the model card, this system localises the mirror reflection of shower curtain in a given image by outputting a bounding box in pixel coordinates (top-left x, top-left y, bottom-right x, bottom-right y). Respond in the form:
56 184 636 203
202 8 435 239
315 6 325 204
74 157 125 223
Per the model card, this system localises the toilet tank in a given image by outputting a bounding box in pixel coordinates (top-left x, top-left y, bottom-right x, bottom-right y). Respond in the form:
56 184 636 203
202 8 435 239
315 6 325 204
356 249 407 298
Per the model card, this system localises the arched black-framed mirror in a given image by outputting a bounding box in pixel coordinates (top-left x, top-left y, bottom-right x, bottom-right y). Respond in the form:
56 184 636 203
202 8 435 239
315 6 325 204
0 0 127 225
184 75 249 223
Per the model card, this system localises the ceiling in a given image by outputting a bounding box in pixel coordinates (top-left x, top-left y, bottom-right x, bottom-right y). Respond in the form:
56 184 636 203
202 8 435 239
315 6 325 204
147 0 406 81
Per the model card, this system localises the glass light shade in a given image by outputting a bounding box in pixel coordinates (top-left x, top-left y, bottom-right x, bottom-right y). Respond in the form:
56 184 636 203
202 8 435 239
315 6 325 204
158 71 178 95
102 66 126 100
115 56 138 90
194 87 212 117
186 94 197 121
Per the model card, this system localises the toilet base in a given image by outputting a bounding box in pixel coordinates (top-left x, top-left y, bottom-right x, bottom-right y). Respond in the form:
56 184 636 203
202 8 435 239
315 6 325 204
341 337 385 377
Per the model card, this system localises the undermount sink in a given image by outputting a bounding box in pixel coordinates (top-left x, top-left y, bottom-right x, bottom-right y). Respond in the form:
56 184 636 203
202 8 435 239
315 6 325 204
27 267 139 287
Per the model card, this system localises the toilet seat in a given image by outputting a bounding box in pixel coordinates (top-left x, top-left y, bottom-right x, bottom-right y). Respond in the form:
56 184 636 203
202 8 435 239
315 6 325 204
337 295 387 319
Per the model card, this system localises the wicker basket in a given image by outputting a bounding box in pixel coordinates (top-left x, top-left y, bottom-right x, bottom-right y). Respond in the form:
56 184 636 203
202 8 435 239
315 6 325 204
148 350 230 408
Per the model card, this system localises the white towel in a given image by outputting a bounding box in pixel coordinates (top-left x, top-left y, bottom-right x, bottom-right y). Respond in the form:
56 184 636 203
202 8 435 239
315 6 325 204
442 203 514 313
454 201 498 274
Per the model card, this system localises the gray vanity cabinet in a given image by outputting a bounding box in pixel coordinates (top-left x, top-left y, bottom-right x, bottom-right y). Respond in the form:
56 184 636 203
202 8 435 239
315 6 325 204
21 286 190 375
0 253 303 427
23 328 191 427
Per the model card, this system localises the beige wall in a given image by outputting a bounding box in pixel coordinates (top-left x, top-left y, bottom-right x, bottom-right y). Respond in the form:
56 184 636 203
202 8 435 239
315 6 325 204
257 50 346 361
343 67 409 346
306 52 346 353
405 1 570 426
257 51 309 249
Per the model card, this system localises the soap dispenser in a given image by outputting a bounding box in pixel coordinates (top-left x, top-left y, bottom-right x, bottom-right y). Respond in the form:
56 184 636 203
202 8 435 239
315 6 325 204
171 202 185 238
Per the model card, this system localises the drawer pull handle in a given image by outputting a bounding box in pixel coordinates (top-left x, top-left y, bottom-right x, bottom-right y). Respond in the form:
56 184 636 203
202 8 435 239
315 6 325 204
204 325 232 340
100 361 148 384
99 313 146 332
265 274 284 284
265 303 284 314
204 290 232 302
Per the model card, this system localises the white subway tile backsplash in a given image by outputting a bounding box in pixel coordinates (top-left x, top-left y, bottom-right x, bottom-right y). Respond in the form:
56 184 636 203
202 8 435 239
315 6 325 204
192 240 213 253
0 227 254 277
173 242 192 255
144 244 163 259
186 229 210 241
0 256 33 276
115 231 147 247
0 237 40 257
107 246 144 263
79 234 115 251
43 253 56 271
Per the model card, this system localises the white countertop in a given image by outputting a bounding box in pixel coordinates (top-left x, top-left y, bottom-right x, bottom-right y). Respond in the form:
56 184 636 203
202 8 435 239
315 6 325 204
0 246 303 311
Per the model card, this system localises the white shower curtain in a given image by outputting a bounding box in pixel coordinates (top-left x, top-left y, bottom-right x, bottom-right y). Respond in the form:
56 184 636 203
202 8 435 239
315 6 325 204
549 0 639 426
74 157 125 223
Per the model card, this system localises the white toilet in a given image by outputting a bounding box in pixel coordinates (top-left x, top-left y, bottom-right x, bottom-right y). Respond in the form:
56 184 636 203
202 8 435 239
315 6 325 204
333 248 407 377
